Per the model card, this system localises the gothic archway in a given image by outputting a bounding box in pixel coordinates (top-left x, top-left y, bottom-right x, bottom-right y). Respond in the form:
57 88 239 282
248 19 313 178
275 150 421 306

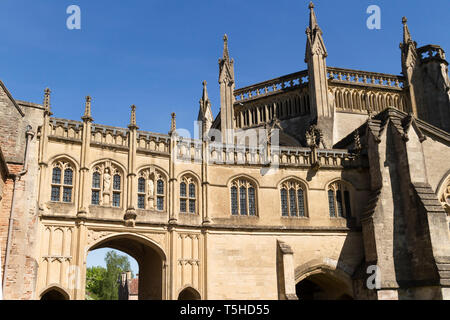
178 287 201 300
87 233 167 300
295 261 354 300
40 286 70 300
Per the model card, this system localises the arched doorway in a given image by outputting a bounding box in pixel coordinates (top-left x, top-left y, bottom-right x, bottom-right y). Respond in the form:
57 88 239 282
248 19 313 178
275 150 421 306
40 286 70 300
178 287 201 300
88 234 166 300
295 266 354 300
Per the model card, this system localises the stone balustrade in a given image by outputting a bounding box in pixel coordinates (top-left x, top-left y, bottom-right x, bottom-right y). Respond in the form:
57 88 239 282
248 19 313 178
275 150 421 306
327 67 408 113
327 67 405 89
234 70 309 103
417 45 446 62
174 139 355 168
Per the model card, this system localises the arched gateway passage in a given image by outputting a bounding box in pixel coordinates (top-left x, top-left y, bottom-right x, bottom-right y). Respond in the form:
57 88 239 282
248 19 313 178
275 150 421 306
295 265 354 300
88 234 166 300
40 286 70 300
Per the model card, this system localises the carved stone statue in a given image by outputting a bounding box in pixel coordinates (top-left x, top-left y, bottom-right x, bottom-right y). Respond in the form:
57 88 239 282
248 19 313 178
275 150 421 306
103 168 111 193
147 179 154 197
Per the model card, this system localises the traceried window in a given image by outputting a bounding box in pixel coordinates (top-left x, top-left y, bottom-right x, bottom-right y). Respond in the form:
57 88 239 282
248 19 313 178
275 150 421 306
137 177 146 209
112 174 121 207
328 181 352 218
91 171 101 205
136 168 167 212
157 179 165 211
51 161 74 203
179 175 197 214
280 180 307 217
230 178 257 216
90 163 123 207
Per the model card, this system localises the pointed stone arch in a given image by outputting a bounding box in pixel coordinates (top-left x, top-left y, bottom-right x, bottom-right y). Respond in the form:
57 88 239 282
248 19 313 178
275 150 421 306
177 286 201 300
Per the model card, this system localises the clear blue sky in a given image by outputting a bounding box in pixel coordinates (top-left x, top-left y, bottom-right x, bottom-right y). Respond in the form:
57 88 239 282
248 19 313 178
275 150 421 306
1 0 449 274
88 248 138 276
1 0 449 136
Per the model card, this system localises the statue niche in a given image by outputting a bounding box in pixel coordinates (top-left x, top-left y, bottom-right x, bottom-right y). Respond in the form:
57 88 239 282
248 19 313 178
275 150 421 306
103 168 112 205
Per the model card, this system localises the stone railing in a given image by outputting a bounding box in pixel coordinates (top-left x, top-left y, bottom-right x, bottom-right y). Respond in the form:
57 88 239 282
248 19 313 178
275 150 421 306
174 139 355 168
91 124 128 148
417 45 446 63
234 70 309 103
327 67 405 89
327 67 408 113
49 118 83 141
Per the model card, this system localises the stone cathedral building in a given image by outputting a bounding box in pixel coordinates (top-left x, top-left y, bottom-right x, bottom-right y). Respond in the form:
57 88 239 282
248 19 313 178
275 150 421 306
0 3 449 300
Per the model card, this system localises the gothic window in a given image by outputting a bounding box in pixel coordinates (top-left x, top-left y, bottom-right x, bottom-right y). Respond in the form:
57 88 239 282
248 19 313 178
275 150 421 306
51 161 74 203
280 180 307 217
136 168 166 212
328 181 352 218
137 177 146 209
179 175 197 214
90 163 123 207
91 171 101 205
112 175 121 207
157 179 164 211
230 178 257 216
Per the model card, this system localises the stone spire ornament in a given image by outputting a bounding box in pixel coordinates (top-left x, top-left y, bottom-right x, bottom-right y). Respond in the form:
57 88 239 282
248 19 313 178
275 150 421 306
219 34 236 144
309 2 319 32
128 105 139 130
82 96 93 122
402 17 413 45
170 112 176 134
43 88 52 116
305 1 327 59
222 34 230 62
198 81 213 135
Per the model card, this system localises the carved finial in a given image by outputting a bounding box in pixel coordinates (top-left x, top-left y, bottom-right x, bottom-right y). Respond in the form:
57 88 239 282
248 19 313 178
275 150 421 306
43 88 52 115
82 96 93 122
308 1 319 31
223 34 230 61
202 80 208 101
128 105 138 130
170 112 176 134
402 16 413 44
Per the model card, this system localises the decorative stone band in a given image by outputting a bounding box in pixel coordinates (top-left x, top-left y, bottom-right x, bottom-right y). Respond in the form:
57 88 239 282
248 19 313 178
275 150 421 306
417 45 447 64
174 138 356 169
327 67 405 89
234 70 309 103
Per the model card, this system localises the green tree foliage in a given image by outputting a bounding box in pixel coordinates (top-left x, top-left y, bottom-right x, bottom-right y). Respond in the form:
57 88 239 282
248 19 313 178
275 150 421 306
85 250 133 300
86 266 106 300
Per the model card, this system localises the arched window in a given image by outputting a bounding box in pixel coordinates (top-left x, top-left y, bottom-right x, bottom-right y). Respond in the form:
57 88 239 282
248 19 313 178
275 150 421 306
137 177 146 209
157 179 165 211
91 163 123 207
136 168 166 211
230 178 257 216
328 181 352 218
91 171 101 205
180 175 197 214
51 161 74 203
112 174 121 207
280 180 307 217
